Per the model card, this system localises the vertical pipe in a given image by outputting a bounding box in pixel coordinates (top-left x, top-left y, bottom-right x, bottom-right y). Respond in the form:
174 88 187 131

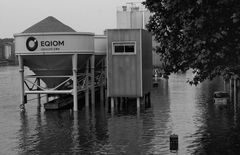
104 57 107 102
234 77 237 106
142 10 145 29
18 55 25 107
91 55 95 105
72 54 78 111
85 60 89 107
230 78 232 103
37 78 41 107
223 79 226 91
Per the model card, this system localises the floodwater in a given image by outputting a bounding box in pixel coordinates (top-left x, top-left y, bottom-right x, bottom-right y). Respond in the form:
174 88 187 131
1 66 240 155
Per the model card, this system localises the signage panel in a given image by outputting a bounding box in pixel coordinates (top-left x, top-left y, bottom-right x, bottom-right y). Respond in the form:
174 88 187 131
14 33 94 54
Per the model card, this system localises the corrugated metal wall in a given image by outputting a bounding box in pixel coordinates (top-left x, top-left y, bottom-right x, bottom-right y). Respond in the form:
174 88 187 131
107 29 141 97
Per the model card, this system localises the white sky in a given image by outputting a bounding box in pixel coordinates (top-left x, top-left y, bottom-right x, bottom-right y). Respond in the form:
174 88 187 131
0 0 144 38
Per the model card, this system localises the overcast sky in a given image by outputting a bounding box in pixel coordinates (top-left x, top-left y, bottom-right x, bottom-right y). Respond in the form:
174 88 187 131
0 0 144 38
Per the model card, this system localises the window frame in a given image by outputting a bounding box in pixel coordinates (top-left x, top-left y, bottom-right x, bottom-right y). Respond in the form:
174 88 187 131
112 41 136 55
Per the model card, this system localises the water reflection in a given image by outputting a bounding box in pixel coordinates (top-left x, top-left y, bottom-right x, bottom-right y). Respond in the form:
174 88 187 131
191 78 240 155
144 78 171 154
2 67 240 154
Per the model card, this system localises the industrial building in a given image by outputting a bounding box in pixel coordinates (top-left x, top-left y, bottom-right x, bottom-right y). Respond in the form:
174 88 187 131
106 29 152 107
14 16 152 111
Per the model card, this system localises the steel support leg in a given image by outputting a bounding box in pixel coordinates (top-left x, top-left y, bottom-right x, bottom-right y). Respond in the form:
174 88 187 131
230 78 233 103
100 60 104 103
19 55 25 109
37 78 41 107
91 55 95 105
72 54 78 111
85 59 89 107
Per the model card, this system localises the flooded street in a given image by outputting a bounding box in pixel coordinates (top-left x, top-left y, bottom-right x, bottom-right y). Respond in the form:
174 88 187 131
1 66 240 154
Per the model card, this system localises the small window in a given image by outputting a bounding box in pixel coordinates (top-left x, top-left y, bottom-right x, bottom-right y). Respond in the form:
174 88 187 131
114 45 124 53
113 42 136 54
125 45 135 53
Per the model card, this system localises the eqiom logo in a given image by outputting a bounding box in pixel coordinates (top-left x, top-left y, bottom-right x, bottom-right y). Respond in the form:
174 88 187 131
26 37 38 51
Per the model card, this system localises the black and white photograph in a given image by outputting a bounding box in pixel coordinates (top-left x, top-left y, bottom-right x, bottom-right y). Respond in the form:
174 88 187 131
1 0 240 154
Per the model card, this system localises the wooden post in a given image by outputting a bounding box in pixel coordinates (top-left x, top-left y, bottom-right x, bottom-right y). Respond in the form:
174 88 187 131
72 54 78 111
19 55 25 108
37 78 41 107
85 60 89 107
91 55 95 105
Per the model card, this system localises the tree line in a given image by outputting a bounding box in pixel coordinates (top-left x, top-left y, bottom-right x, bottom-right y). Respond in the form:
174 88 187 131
143 0 240 84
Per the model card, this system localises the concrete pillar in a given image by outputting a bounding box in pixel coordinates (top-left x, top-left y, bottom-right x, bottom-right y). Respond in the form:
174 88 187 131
37 78 41 107
18 55 25 108
72 54 78 111
85 60 89 107
91 55 95 105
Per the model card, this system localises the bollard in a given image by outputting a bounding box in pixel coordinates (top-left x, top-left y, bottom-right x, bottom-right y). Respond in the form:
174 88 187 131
24 95 27 104
170 134 178 151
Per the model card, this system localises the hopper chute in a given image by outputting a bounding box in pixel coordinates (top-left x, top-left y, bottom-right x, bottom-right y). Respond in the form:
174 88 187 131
14 16 94 89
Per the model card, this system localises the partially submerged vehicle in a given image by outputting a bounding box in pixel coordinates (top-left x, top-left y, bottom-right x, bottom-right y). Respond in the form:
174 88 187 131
213 91 230 105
